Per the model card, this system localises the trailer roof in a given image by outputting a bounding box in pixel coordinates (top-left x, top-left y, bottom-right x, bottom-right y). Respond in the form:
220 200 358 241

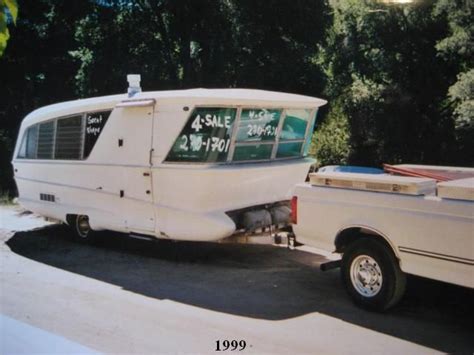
22 88 327 126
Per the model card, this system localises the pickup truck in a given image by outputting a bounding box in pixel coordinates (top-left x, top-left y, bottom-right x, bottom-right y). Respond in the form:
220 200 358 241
291 167 474 311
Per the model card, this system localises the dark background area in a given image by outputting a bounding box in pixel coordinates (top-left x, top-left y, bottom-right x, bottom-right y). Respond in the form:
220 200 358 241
1 0 473 196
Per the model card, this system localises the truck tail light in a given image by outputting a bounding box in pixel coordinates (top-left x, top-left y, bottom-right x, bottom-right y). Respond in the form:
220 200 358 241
290 196 297 224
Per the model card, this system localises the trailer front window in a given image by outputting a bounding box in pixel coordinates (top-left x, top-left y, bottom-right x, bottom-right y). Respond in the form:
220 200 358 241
277 109 313 158
233 144 274 161
235 109 281 143
280 109 312 140
165 106 318 164
166 107 237 163
230 108 281 162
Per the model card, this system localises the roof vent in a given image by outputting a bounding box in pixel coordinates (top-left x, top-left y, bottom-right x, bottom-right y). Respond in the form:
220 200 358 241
127 74 141 97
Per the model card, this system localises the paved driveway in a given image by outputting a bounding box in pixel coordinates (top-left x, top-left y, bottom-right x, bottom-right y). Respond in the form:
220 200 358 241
0 207 472 354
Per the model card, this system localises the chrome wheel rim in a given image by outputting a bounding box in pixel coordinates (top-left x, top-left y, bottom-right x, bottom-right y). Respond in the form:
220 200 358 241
350 255 383 297
76 215 90 238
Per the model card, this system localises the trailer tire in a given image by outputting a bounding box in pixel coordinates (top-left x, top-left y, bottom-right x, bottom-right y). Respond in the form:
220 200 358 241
67 215 95 242
341 238 406 311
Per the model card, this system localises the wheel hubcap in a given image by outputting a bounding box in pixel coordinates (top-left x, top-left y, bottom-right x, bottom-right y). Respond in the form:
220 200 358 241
76 215 90 238
350 255 383 297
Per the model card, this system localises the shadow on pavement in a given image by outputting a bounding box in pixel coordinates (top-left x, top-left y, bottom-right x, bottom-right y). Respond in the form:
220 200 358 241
6 225 474 353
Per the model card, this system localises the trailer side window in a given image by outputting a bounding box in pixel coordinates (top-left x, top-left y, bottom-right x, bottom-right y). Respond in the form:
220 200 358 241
55 115 83 160
17 125 38 159
17 110 111 161
83 110 111 158
37 121 55 159
17 135 27 158
166 107 237 163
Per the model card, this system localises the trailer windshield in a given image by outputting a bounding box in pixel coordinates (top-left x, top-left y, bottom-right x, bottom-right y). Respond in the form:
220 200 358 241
166 106 317 163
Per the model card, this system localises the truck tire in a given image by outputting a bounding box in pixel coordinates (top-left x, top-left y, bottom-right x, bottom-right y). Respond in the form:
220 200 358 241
67 215 96 242
341 238 406 311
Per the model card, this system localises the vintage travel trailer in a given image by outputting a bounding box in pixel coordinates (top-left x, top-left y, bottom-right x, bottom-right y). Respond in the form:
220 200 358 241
12 75 327 241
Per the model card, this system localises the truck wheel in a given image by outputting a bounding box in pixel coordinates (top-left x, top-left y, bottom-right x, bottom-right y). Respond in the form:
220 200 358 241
341 238 406 311
67 215 95 242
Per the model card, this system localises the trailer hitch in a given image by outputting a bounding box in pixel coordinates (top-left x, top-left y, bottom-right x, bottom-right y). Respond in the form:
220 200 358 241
320 260 341 272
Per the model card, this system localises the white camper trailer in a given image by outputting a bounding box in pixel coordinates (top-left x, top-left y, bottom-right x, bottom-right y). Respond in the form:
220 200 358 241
12 77 327 242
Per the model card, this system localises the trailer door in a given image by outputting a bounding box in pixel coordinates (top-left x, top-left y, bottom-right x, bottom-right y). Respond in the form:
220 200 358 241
113 99 156 234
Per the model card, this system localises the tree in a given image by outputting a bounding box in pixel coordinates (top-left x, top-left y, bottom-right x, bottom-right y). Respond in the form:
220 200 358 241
71 0 329 96
310 101 350 166
316 0 472 167
70 0 238 96
0 1 93 194
0 0 18 196
434 0 474 164
0 0 17 57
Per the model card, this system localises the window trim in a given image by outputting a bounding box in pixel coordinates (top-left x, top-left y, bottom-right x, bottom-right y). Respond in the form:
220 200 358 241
80 112 86 160
300 108 317 156
270 109 287 159
226 107 242 162
17 128 29 159
52 119 58 159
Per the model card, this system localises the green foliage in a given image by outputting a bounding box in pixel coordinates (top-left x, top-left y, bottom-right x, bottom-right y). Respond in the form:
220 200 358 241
449 69 474 129
433 0 473 65
310 103 350 166
0 0 18 56
320 0 472 166
448 69 474 161
433 0 474 164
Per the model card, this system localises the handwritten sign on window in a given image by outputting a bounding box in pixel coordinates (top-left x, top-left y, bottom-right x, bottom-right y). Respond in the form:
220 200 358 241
84 110 111 158
166 107 237 163
236 109 282 142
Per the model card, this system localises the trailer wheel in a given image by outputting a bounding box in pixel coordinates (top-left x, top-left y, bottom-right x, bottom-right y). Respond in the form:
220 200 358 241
341 238 406 311
68 215 95 242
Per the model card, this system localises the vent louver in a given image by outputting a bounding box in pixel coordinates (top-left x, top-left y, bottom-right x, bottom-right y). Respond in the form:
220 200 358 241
40 193 55 202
